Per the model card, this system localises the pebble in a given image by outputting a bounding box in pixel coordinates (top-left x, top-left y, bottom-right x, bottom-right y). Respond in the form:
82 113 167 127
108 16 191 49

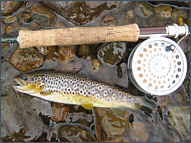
6 22 20 36
54 21 66 29
97 42 127 66
78 45 90 57
50 103 69 122
134 1 154 19
58 125 96 142
1 1 24 16
126 10 134 19
6 25 12 33
1 21 6 35
21 12 33 23
167 93 177 104
133 16 148 27
4 15 17 24
35 46 48 56
171 8 188 21
25 1 33 7
58 45 76 65
102 16 116 26
85 57 101 75
154 5 172 20
94 108 129 142
19 27 31 30
61 61 83 73
9 46 44 72
148 17 166 27
128 122 148 142
44 46 59 69
177 16 184 26
116 12 132 26
157 95 168 107
173 92 184 104
30 6 56 27
29 21 39 30
39 1 117 26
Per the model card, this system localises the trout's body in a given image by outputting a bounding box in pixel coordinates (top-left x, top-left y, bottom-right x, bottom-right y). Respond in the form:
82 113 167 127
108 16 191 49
13 70 141 109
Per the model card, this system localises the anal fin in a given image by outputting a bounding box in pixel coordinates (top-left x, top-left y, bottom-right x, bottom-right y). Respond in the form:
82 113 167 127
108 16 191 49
81 103 93 110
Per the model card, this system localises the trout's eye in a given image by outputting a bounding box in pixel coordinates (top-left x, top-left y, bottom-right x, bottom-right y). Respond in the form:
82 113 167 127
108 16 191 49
22 75 28 81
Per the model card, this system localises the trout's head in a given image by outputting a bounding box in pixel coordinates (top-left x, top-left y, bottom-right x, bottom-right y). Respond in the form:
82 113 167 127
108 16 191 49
13 72 45 95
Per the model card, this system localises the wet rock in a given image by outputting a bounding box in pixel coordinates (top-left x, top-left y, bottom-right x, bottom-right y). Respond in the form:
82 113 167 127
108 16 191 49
29 21 39 30
1 1 24 16
6 25 12 33
117 64 123 78
30 6 56 27
66 111 93 127
85 56 101 75
58 45 76 65
102 16 116 26
116 12 132 26
54 21 66 29
133 16 148 27
10 46 44 72
94 107 129 142
21 12 33 23
61 61 83 74
134 1 154 19
4 15 17 24
45 46 59 69
126 10 134 20
35 46 48 56
168 105 190 142
173 92 184 104
167 93 177 104
128 122 148 142
39 1 117 26
1 21 6 35
58 124 96 142
78 45 90 57
19 27 31 31
1 62 20 96
97 42 127 66
174 85 190 105
6 22 20 36
148 17 166 26
154 5 172 20
177 16 184 26
157 95 168 107
25 1 33 7
169 134 181 142
1 90 46 141
50 103 69 122
171 9 187 21
148 1 190 8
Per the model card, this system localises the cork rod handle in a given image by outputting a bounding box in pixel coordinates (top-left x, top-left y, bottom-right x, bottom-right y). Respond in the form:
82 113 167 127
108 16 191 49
19 24 139 48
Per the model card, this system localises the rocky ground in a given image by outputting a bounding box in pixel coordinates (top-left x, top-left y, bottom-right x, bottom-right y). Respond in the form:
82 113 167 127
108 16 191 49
1 1 190 142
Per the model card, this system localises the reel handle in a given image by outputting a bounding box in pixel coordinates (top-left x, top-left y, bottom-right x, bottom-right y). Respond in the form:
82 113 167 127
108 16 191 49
19 24 139 48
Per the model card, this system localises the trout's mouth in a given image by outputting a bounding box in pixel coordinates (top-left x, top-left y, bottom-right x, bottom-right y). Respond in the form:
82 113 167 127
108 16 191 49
13 78 25 90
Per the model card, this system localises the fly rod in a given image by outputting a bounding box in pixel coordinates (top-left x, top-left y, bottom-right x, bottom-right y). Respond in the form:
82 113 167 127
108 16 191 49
1 23 189 48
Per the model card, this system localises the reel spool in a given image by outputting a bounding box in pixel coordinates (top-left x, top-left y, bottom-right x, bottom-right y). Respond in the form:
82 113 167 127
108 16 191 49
127 37 187 96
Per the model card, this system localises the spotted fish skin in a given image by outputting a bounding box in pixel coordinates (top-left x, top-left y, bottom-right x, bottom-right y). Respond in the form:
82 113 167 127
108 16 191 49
13 70 141 109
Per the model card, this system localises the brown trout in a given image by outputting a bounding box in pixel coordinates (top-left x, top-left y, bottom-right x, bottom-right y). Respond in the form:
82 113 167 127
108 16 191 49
13 70 142 110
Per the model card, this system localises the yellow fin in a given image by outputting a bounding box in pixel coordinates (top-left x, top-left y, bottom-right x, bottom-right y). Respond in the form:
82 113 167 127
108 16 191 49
39 92 52 96
81 103 93 110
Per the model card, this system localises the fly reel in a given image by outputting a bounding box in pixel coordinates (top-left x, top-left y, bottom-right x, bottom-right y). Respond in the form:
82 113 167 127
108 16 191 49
127 37 187 96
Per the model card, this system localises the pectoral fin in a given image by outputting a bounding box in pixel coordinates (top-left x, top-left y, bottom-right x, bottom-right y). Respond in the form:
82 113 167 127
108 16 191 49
39 92 52 96
81 103 93 110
